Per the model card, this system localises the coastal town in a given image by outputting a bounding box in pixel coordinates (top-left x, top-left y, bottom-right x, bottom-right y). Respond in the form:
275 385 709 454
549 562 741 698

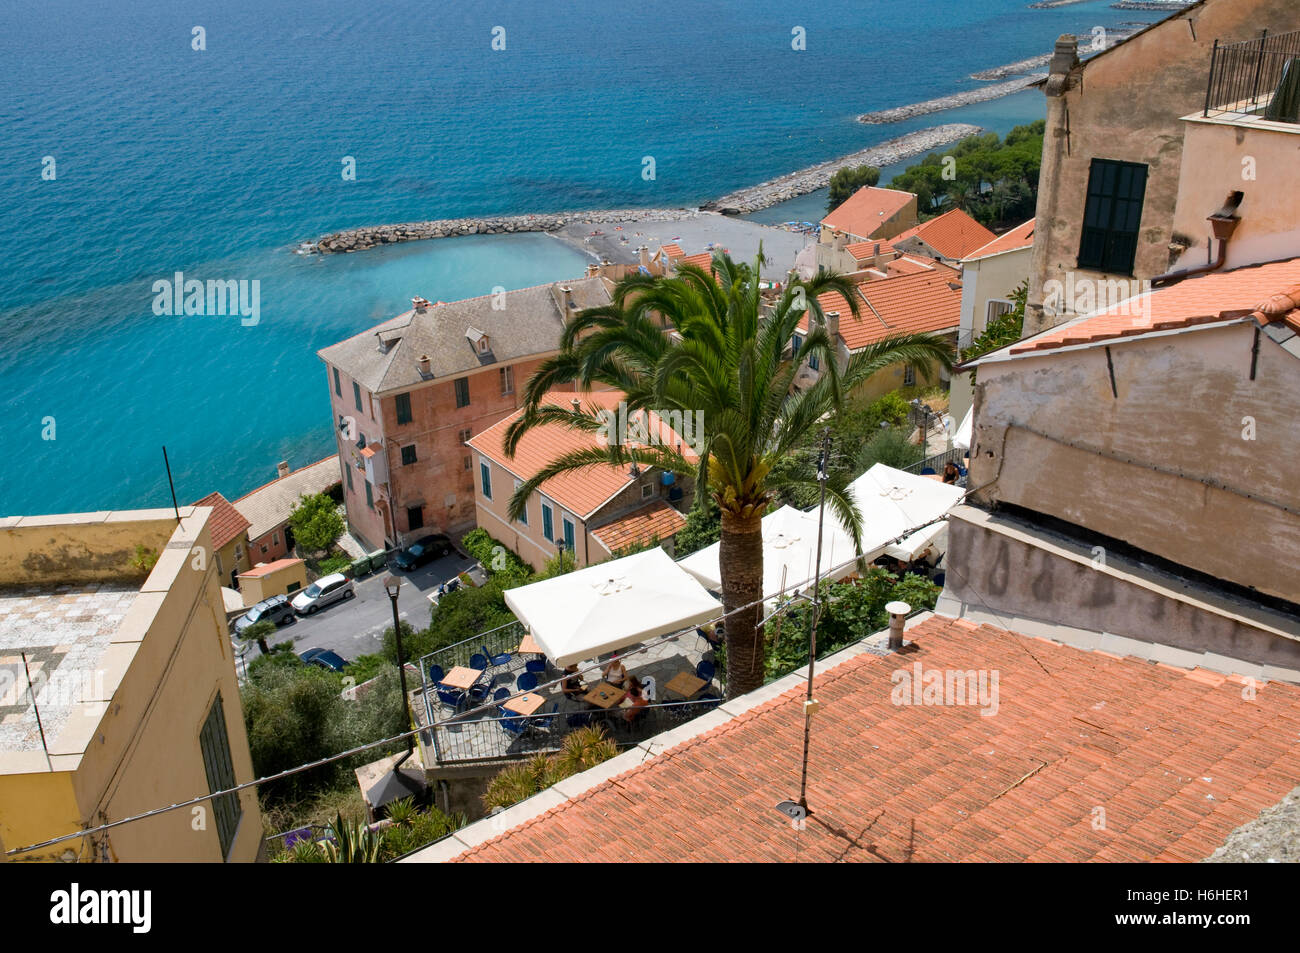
3 0 1300 888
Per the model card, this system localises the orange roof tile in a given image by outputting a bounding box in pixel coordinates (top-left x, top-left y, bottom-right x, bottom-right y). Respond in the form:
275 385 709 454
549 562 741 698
889 208 997 260
887 254 939 276
238 558 304 579
451 614 1300 863
591 500 687 552
677 252 715 274
660 243 684 259
845 240 883 264
192 492 252 551
1010 257 1300 356
799 270 962 351
467 392 700 519
964 217 1035 261
821 187 916 241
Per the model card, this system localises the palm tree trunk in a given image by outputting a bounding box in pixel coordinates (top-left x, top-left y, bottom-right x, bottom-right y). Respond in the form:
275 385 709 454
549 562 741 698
719 509 765 698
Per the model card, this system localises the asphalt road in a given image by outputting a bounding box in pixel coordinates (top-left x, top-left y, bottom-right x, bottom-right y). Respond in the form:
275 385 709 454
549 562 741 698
233 550 477 675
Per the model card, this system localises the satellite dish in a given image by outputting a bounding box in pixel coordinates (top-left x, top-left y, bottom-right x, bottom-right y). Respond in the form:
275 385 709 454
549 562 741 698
774 799 809 822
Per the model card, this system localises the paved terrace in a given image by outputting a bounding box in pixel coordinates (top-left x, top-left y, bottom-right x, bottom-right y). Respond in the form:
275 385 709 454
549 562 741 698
415 624 719 764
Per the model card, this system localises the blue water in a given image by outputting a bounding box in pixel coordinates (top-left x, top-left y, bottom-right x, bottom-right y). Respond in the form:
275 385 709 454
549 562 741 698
0 0 1155 515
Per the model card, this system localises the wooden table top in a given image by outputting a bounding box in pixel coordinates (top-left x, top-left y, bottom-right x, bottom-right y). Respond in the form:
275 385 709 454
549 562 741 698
502 692 547 716
584 682 627 709
515 634 542 655
665 671 707 699
440 666 481 691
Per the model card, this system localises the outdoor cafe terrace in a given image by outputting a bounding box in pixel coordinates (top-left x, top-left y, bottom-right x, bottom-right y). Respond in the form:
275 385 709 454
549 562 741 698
415 620 724 765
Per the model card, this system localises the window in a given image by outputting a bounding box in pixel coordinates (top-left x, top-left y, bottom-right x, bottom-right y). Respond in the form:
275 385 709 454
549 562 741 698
345 467 353 491
809 352 820 372
641 483 654 499
1078 158 1148 274
463 454 472 471
356 430 366 450
272 532 280 546
454 378 470 408
260 543 268 555
562 517 576 551
365 481 374 509
395 392 413 425
199 694 241 860
458 428 472 444
353 381 363 412
499 365 514 395
401 444 417 466
903 365 916 387
234 543 243 561
407 505 424 531
333 367 341 397
515 480 527 525
986 299 1015 326
542 502 554 542
791 333 803 353
480 460 492 499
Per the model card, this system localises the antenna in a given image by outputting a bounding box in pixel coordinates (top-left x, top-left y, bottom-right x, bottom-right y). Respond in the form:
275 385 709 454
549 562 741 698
162 446 181 523
21 652 53 771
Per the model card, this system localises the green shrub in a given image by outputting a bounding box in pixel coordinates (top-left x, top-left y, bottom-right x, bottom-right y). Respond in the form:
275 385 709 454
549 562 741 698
460 529 530 577
289 492 345 555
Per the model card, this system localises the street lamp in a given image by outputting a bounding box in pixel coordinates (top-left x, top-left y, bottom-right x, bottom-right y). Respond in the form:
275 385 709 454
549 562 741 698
910 398 935 459
383 574 414 756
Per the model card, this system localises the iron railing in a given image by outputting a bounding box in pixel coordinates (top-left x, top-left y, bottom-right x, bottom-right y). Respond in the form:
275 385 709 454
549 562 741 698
416 620 526 680
902 446 969 476
1204 29 1300 121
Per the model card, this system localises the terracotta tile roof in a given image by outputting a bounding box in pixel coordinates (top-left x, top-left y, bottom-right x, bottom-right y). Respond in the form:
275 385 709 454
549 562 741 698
452 615 1300 863
467 392 700 519
889 208 997 261
821 187 916 241
964 217 1035 261
660 243 684 259
845 241 882 264
677 252 716 274
1009 257 1300 356
192 492 252 550
591 500 687 552
887 254 939 276
798 270 962 351
233 455 341 540
237 557 303 579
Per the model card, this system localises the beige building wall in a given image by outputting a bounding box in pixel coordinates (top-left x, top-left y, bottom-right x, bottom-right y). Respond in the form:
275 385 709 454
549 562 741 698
237 559 308 605
968 321 1300 603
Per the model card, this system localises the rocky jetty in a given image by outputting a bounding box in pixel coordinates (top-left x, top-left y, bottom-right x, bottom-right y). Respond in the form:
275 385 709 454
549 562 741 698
707 124 981 214
858 76 1045 124
971 54 1052 80
1110 0 1191 9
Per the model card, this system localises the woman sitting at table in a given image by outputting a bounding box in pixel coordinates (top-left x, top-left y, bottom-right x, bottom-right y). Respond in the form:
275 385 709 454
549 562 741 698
621 679 649 727
560 664 586 700
602 655 630 688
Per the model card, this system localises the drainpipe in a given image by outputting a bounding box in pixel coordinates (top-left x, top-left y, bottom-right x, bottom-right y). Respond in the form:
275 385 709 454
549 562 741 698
1151 192 1243 286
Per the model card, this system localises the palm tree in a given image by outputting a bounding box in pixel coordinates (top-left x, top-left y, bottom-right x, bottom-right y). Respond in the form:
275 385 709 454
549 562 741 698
504 250 953 697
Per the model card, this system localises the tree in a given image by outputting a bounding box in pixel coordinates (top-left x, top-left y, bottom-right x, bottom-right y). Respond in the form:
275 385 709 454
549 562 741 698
854 427 924 472
288 492 345 555
826 165 881 213
502 249 953 697
240 618 277 656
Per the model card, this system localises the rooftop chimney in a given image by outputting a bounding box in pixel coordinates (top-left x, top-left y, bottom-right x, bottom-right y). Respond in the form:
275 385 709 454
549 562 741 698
570 398 581 413
825 310 841 342
886 600 911 650
277 460 290 479
638 246 651 268
412 296 431 313
417 354 431 375
832 231 845 253
560 286 573 316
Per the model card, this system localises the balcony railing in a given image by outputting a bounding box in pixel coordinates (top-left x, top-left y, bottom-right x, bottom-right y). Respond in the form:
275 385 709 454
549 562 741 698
1204 29 1300 122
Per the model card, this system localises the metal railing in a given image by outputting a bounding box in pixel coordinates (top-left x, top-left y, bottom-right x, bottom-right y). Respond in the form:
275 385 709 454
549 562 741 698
902 446 968 475
425 696 724 764
1204 29 1300 121
416 620 525 679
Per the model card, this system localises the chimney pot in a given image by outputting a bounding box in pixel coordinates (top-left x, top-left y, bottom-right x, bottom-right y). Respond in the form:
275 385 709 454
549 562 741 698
276 461 290 478
571 398 581 413
885 600 911 650
418 354 431 375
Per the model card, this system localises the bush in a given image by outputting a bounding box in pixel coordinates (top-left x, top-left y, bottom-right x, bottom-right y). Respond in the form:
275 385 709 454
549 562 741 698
461 528 530 577
855 427 924 472
314 552 353 576
289 492 345 555
482 724 616 812
674 499 721 557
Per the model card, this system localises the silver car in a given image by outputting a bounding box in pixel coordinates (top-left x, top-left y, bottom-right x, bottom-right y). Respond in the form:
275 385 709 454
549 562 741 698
291 573 355 615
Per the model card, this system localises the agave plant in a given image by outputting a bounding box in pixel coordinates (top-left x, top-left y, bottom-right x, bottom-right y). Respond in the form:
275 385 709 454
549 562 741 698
319 811 383 863
557 723 617 775
383 795 418 826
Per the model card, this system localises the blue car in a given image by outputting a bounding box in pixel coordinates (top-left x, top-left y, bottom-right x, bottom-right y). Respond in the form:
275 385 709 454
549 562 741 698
299 647 348 672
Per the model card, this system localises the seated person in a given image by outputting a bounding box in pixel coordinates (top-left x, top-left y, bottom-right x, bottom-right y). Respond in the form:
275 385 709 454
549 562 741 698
697 623 724 650
602 655 630 688
560 664 586 700
621 679 650 725
942 461 960 485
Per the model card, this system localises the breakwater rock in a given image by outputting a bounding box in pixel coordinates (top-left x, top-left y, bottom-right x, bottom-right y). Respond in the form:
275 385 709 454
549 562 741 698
707 124 981 214
316 207 701 254
972 54 1052 80
858 76 1045 123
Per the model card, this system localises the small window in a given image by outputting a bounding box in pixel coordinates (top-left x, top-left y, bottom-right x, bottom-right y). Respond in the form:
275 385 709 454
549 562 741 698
542 502 554 542
345 467 353 491
272 532 280 546
986 299 1015 325
353 381 363 413
234 544 243 560
454 378 470 408
500 365 514 396
286 581 301 594
356 430 366 450
333 367 341 397
903 365 916 387
1078 158 1148 274
260 544 268 555
199 694 242 860
809 352 820 372
641 483 654 499
458 428 472 444
480 460 492 499
562 517 576 551
463 454 472 471
401 444 417 466
407 505 424 531
395 392 413 425
365 481 374 509
515 480 527 525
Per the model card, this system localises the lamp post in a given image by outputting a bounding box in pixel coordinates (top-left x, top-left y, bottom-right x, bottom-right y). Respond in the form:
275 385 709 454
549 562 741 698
383 574 414 756
910 398 934 461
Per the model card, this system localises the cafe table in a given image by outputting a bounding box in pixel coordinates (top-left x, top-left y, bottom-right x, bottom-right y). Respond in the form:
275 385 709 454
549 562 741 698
665 671 707 700
502 692 547 716
439 666 482 692
583 682 626 709
515 633 543 655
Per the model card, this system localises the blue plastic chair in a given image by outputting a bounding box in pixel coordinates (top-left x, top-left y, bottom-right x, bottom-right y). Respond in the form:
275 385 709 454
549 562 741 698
493 687 511 702
566 710 592 729
428 663 445 684
517 672 539 692
469 653 488 671
437 687 464 712
920 467 936 475
467 674 496 705
483 644 513 667
524 658 547 676
696 660 716 683
528 703 557 737
499 707 527 737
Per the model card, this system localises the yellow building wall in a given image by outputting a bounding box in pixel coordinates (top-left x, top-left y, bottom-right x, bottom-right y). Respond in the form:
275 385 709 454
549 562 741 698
238 560 308 605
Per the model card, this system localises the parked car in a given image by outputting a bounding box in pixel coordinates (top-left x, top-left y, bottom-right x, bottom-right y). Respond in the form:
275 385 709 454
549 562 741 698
393 534 452 571
291 573 354 615
299 647 348 672
234 594 296 635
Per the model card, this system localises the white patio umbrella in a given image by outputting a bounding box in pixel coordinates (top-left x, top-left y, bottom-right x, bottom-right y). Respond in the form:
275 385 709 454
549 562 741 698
952 406 973 451
676 505 859 602
503 547 721 667
845 464 965 560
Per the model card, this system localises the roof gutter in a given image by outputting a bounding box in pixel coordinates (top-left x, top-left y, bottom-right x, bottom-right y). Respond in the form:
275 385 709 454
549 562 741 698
1151 191 1242 287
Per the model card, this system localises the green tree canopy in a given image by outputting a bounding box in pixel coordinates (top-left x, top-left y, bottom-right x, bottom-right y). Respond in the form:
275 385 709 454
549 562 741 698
288 492 345 555
827 165 881 213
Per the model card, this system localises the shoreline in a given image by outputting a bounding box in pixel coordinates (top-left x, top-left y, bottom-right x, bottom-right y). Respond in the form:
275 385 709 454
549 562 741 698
312 124 981 254
857 76 1044 124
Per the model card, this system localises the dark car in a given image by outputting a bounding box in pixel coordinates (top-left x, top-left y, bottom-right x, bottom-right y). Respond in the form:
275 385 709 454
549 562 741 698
299 647 348 672
393 534 452 571
234 594 296 636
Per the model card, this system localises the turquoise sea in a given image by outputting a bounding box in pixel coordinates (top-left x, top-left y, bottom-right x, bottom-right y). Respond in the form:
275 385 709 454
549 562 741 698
0 0 1153 515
